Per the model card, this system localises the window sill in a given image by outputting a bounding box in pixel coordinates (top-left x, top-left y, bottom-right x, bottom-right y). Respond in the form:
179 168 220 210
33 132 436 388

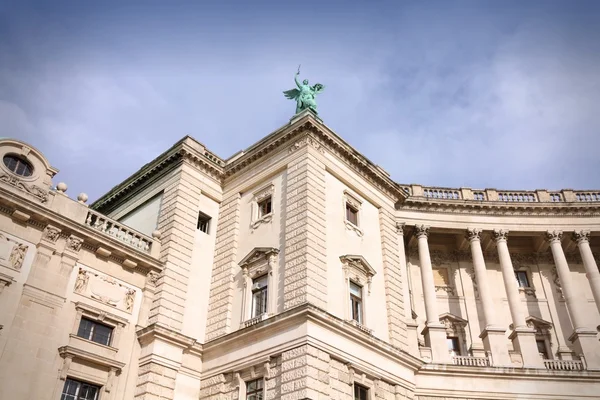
518 287 537 299
242 313 269 328
68 334 118 358
344 220 364 237
251 213 273 230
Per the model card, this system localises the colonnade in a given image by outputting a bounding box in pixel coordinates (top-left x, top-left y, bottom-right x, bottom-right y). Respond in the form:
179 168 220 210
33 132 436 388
409 225 600 370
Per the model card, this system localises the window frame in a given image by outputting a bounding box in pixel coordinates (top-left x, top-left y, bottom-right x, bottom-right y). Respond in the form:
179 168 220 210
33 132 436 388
71 302 127 349
245 378 265 400
60 377 101 400
349 280 363 324
353 382 369 400
251 275 269 318
77 317 114 346
257 196 272 219
343 190 363 236
3 153 33 177
447 336 461 356
515 270 530 288
197 211 211 234
251 184 275 230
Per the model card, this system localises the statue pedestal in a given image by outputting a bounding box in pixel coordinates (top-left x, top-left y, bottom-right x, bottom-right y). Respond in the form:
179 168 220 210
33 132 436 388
290 108 322 124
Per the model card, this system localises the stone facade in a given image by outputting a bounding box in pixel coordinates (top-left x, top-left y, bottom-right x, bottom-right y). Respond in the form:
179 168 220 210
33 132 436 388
1 110 600 400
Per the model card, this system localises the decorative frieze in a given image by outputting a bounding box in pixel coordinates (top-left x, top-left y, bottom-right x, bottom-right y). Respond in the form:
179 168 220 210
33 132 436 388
73 266 138 313
0 232 29 271
0 172 49 203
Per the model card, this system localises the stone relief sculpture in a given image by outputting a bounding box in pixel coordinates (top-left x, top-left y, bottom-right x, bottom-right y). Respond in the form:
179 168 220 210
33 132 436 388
9 243 28 270
283 65 326 115
66 236 83 252
125 289 135 312
74 268 89 293
43 226 61 242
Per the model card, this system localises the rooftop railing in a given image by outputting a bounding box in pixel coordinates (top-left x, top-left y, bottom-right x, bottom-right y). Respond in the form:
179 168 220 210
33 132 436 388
84 209 160 257
400 185 600 203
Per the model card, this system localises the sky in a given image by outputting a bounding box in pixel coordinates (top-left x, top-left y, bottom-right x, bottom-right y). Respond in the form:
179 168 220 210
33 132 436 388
1 0 599 201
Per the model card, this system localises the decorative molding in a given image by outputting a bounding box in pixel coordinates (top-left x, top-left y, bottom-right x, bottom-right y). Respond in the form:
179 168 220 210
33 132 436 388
343 190 364 237
466 228 482 242
250 184 274 230
492 229 509 242
66 235 83 253
0 172 49 203
414 224 430 239
572 230 590 244
340 254 376 294
73 266 138 313
546 230 563 243
550 265 564 300
146 271 161 286
465 265 478 298
288 135 324 154
395 222 405 235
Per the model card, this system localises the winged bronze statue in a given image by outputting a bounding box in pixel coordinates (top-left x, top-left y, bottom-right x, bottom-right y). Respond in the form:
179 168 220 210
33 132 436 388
283 66 325 115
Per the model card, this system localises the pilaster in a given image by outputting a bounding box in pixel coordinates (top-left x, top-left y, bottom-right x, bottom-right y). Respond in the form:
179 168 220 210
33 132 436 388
205 193 242 340
283 144 328 310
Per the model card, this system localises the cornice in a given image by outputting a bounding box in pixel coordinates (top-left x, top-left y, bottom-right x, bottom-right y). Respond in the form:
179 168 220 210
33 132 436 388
400 198 600 217
136 323 202 354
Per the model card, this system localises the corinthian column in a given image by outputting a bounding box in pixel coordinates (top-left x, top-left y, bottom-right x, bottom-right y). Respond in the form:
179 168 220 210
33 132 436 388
467 228 510 366
493 229 543 368
547 230 600 370
415 225 450 363
573 230 600 315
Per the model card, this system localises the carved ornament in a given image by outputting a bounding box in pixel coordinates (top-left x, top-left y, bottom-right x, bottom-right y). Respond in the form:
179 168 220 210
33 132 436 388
466 228 482 242
43 226 61 243
66 236 83 253
414 224 430 239
546 230 563 243
0 172 49 203
572 230 590 244
492 229 509 242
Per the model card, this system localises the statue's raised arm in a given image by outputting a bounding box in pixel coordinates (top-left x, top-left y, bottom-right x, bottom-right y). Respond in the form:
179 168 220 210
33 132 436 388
283 67 326 115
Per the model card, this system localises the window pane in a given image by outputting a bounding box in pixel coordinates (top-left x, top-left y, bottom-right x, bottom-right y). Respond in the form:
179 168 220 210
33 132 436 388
346 204 358 225
447 337 459 354
77 319 94 341
354 384 368 400
349 282 362 298
515 271 530 288
92 323 113 346
258 198 272 216
61 378 100 400
351 297 362 323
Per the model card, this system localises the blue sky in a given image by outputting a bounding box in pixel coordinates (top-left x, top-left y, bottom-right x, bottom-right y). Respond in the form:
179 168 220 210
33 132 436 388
1 0 599 200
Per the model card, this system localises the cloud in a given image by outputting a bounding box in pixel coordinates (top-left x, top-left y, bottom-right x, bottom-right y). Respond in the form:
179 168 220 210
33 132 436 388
1 1 599 200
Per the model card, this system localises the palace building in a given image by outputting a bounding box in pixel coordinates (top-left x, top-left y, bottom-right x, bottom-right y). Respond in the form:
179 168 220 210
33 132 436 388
0 109 599 400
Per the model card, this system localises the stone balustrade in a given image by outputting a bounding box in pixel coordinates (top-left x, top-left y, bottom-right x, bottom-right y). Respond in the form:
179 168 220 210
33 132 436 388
453 355 491 367
497 191 537 202
84 209 160 257
543 359 584 371
575 191 600 202
400 185 600 203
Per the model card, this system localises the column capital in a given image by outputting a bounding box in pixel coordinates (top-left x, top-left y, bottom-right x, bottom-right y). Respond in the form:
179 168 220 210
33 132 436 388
546 230 563 243
395 222 405 235
466 228 483 242
572 230 590 244
414 224 430 238
492 229 509 242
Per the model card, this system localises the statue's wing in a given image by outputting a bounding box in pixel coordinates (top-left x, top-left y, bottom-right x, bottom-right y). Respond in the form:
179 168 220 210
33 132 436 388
313 84 325 94
283 88 300 100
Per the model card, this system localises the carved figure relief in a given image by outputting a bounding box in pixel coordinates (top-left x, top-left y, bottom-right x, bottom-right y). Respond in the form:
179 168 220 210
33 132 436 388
73 266 137 313
74 268 89 293
43 226 61 243
66 236 83 253
147 271 160 286
9 243 28 270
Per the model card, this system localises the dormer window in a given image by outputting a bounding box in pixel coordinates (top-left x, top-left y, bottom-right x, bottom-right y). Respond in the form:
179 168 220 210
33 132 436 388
3 154 33 177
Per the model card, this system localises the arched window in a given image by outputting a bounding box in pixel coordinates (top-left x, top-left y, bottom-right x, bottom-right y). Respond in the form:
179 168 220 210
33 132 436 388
3 154 33 177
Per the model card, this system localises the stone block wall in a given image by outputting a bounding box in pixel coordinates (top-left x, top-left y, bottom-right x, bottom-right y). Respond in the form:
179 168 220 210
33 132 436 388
205 193 242 340
151 164 204 331
283 146 328 310
379 208 408 350
135 362 178 399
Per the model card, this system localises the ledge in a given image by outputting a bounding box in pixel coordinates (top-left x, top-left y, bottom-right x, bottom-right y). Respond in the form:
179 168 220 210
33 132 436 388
58 345 125 371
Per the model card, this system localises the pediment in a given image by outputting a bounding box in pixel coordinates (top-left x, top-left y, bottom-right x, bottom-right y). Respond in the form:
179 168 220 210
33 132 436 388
339 255 376 277
526 315 552 329
439 312 468 327
239 247 279 268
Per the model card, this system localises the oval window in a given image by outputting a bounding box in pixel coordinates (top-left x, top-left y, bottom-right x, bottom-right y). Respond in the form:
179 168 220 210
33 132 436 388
3 154 33 177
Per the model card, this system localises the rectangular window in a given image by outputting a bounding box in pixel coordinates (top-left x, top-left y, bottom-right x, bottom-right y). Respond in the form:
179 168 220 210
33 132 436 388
536 339 549 359
258 197 272 218
350 281 363 324
447 336 460 356
77 317 113 346
246 378 264 400
346 203 359 226
252 275 268 317
515 271 530 288
354 383 368 400
197 211 211 233
61 378 100 400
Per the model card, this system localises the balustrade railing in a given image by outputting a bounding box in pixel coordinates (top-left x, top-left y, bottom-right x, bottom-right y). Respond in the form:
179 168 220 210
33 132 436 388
452 355 490 367
243 314 267 328
543 359 584 371
84 209 157 255
498 192 537 202
423 188 461 200
575 191 600 202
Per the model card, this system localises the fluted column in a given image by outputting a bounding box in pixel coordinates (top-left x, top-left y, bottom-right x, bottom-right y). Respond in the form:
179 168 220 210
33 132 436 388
547 230 600 369
573 230 600 315
415 225 450 363
493 229 543 368
467 228 511 366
